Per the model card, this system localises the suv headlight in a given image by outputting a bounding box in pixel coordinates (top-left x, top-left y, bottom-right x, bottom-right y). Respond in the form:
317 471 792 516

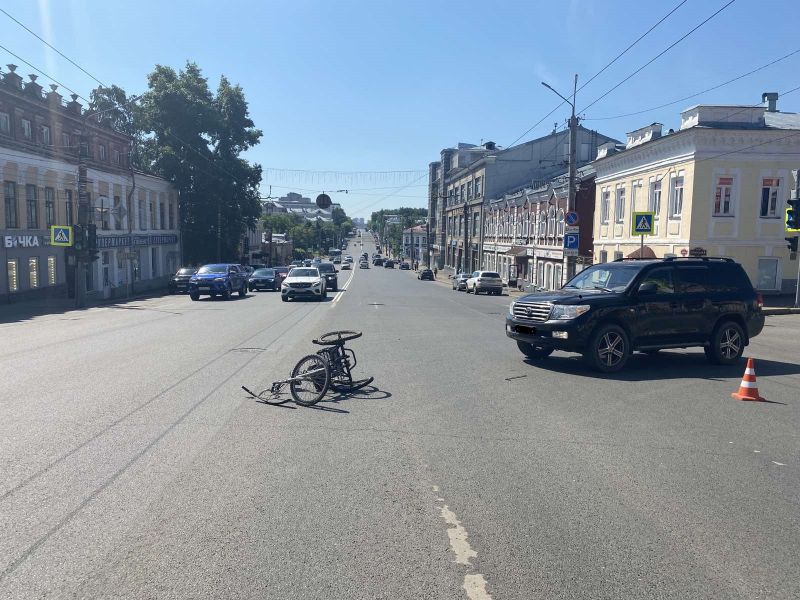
509 300 516 315
213 277 226 282
550 305 590 320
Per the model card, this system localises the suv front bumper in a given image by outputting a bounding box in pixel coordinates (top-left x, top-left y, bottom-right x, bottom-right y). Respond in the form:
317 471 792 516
505 314 593 352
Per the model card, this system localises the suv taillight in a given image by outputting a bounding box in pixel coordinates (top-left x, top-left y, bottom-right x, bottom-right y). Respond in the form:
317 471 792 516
756 293 764 309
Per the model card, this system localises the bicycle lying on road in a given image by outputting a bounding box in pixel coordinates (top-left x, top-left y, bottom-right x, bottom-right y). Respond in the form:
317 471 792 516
242 330 374 407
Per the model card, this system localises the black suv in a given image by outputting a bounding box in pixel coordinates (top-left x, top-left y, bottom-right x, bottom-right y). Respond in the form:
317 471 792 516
317 262 338 291
506 258 764 373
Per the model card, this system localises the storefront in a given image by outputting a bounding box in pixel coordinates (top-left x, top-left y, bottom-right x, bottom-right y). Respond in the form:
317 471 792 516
93 233 180 299
2 230 65 302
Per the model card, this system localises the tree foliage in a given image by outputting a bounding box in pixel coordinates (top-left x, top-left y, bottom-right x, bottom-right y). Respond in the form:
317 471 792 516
368 207 428 254
91 62 263 264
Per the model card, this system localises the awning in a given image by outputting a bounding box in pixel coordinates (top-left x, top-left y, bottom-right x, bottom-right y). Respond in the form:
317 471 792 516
626 245 657 259
506 245 528 256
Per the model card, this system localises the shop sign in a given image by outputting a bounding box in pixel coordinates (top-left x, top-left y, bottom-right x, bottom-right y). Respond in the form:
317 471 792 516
535 248 563 260
97 234 179 249
4 235 49 248
484 244 495 252
689 246 707 257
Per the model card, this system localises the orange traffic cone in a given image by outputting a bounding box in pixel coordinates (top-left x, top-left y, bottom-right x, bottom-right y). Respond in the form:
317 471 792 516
731 358 766 402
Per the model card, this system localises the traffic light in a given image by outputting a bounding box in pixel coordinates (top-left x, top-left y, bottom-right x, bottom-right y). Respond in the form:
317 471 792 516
73 225 84 251
787 236 799 253
788 197 800 230
87 223 97 251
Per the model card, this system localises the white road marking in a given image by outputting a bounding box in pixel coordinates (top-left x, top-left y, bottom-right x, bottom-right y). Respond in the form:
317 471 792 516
754 450 761 453
331 268 355 304
432 485 439 492
463 574 492 600
440 504 477 565
772 461 786 466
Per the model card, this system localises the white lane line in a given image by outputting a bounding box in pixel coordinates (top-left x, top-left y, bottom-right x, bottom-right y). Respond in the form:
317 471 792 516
463 574 492 600
331 268 355 305
772 461 786 466
440 504 477 565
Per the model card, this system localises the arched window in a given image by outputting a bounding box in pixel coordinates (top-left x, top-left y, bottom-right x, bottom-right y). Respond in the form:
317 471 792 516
547 206 556 238
538 210 547 238
545 262 553 290
557 209 565 237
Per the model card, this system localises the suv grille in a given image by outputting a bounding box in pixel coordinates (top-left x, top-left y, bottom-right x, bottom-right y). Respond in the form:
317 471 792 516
290 282 313 289
513 301 552 323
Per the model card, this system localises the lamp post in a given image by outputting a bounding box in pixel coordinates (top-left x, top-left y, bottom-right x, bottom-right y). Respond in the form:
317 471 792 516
542 75 578 280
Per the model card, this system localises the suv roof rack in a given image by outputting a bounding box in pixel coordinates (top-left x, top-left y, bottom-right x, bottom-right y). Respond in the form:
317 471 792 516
613 256 734 263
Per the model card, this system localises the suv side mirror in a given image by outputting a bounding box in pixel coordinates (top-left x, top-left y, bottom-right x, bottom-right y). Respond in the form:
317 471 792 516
638 281 657 295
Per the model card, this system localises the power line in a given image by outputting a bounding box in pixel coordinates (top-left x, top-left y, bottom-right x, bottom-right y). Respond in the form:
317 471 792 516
585 49 800 121
347 172 430 215
579 0 737 114
0 7 107 87
696 130 800 164
0 43 87 102
506 0 689 147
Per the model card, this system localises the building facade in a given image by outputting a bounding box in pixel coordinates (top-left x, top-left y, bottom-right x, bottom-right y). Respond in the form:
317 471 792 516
430 129 618 274
1 64 179 303
401 224 427 263
482 167 596 290
594 93 799 293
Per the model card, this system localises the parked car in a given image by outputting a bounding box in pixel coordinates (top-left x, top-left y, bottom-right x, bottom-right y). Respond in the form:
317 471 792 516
384 260 395 269
248 268 279 291
341 262 351 270
281 267 327 302
316 262 339 291
466 271 504 295
451 273 470 291
359 260 369 269
189 264 248 301
418 269 434 280
168 267 198 294
399 262 410 270
506 257 765 373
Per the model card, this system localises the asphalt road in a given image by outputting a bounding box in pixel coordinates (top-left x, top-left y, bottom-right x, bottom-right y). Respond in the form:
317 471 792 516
1 236 798 599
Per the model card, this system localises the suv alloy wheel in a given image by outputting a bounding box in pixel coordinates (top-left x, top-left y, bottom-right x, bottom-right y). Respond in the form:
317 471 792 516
585 324 630 373
705 321 745 365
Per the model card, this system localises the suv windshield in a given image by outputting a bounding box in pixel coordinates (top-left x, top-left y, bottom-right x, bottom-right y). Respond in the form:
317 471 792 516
564 263 643 292
290 268 318 278
317 263 335 273
177 268 196 275
197 265 227 274
252 269 274 276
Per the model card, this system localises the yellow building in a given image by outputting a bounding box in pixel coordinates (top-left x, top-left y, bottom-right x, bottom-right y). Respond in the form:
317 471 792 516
593 93 799 293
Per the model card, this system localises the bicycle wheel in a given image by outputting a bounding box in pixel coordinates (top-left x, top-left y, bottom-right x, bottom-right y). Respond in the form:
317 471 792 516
312 330 363 346
289 354 330 406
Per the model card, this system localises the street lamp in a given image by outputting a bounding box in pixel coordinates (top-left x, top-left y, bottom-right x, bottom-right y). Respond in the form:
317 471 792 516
541 75 578 279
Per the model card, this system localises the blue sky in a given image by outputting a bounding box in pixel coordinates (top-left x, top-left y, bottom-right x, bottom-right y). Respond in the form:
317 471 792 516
2 0 799 218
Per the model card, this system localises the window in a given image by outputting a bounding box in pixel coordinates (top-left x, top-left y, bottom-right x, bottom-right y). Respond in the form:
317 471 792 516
613 251 623 261
615 187 625 223
676 266 710 293
28 257 39 288
62 132 70 148
756 258 779 290
113 149 120 165
99 196 110 230
65 189 74 225
557 210 565 237
475 177 482 197
669 175 684 219
600 190 610 223
98 145 107 161
169 202 175 229
640 267 675 294
159 202 166 230
26 184 38 229
472 213 479 236
630 183 638 215
460 184 466 202
760 178 781 217
21 118 32 140
139 198 146 230
45 187 55 227
47 256 56 285
151 247 158 277
649 180 662 218
41 125 51 145
599 250 608 263
580 142 591 162
7 259 19 292
4 181 18 228
0 112 10 134
547 206 556 237
467 181 474 200
714 176 734 216
113 196 122 230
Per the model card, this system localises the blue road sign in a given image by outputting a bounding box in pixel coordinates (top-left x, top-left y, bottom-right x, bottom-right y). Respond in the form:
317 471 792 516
563 232 579 256
565 210 579 226
51 225 73 247
631 211 655 235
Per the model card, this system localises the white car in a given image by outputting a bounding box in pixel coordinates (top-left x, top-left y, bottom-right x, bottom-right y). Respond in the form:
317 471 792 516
344 255 354 263
281 267 327 302
466 271 504 295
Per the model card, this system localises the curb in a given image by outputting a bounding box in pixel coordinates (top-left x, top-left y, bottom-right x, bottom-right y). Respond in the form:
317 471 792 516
763 307 800 315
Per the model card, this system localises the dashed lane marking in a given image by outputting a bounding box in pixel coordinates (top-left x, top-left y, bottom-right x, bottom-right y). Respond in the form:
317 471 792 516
331 268 355 305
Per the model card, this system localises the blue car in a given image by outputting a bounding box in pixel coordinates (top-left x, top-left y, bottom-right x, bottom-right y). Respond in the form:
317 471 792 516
188 264 249 301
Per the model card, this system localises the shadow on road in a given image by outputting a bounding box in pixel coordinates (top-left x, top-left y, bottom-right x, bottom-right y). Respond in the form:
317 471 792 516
521 351 800 384
0 290 172 324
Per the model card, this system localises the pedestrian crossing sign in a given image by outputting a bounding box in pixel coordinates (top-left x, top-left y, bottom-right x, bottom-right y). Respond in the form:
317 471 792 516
51 225 73 247
631 212 655 236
